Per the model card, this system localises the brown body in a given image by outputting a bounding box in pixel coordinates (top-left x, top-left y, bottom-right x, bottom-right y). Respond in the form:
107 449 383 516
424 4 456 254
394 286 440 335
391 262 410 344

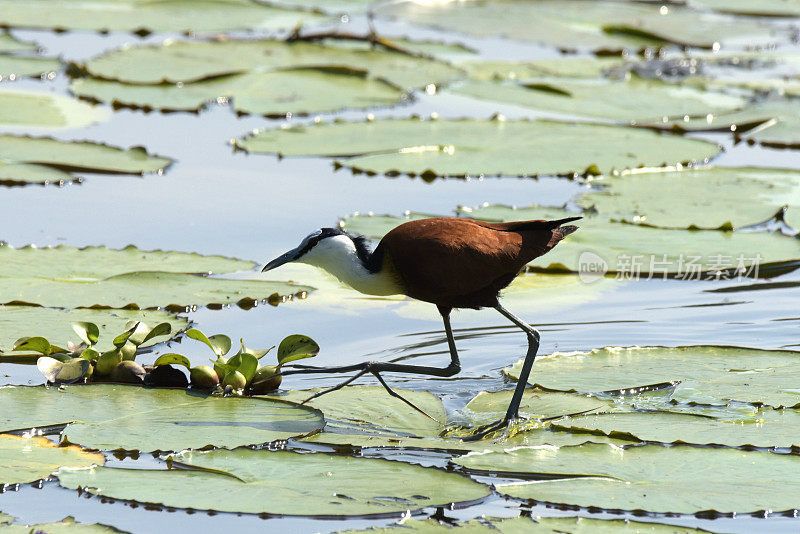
376 217 579 309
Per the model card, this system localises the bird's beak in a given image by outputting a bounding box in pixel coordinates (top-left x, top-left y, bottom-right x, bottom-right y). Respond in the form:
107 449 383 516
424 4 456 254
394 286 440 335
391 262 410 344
261 246 301 272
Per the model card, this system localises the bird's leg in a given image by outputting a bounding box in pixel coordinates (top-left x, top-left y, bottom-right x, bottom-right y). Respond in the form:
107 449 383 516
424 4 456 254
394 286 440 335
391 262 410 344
461 303 540 442
282 307 461 423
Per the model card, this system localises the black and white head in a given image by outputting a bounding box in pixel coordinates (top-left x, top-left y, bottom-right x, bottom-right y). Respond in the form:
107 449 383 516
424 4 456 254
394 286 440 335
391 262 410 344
261 227 376 274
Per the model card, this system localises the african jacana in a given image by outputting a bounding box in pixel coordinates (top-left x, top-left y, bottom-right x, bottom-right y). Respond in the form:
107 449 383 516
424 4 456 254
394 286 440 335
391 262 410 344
262 216 580 439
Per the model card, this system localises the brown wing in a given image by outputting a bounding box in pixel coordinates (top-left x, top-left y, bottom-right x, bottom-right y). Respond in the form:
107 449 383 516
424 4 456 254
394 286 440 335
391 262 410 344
379 217 574 308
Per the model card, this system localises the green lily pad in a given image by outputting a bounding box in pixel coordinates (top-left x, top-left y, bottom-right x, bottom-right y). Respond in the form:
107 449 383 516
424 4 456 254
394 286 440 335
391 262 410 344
655 99 800 147
0 307 186 354
236 118 720 178
0 135 171 185
0 243 253 280
1 272 311 311
0 434 103 484
0 0 327 33
462 57 624 81
505 345 800 408
690 0 800 17
0 89 109 128
460 203 800 276
0 384 324 452
376 0 774 51
464 390 614 427
580 167 800 230
269 386 447 437
58 447 491 515
336 516 713 533
552 409 800 448
0 516 129 533
79 38 463 91
457 443 800 514
0 32 36 53
0 56 59 79
452 77 744 123
72 69 403 116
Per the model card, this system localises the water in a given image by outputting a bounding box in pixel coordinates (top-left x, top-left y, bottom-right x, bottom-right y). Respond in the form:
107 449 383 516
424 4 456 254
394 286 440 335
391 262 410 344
1 10 800 534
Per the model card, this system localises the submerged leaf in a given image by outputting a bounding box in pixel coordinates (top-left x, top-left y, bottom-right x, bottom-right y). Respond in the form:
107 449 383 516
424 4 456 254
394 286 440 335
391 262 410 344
58 448 490 515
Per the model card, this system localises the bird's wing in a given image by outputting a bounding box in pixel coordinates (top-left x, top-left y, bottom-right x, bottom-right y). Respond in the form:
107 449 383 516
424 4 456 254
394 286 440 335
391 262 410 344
381 218 551 301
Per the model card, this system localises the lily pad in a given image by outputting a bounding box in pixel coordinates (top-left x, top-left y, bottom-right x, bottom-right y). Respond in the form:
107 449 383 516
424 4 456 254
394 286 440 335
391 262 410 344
0 0 327 34
0 307 186 355
79 38 463 90
0 271 311 309
0 243 253 280
72 69 403 116
376 0 775 51
459 203 800 277
0 434 103 484
0 89 109 128
236 118 720 178
690 0 800 17
452 77 744 123
337 516 713 533
457 443 800 514
58 447 491 515
0 384 324 452
580 167 800 230
0 516 129 533
0 135 171 185
552 409 800 448
464 389 614 427
269 386 447 437
462 57 624 81
0 56 59 80
505 345 800 408
0 33 36 53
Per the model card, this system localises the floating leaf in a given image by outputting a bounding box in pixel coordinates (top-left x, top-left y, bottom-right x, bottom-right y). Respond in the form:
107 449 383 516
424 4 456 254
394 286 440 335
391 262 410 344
0 56 59 79
80 39 463 90
0 384 324 452
0 307 185 355
337 516 712 533
277 334 319 365
553 409 800 448
72 69 403 116
37 356 90 383
691 0 800 17
505 345 800 408
58 448 490 515
0 32 36 53
237 118 720 178
457 443 800 514
72 322 100 346
0 89 109 129
464 389 615 427
452 77 744 123
376 0 775 51
580 167 800 230
153 353 191 369
0 135 171 185
0 0 327 33
462 57 624 81
0 516 129 534
0 434 102 484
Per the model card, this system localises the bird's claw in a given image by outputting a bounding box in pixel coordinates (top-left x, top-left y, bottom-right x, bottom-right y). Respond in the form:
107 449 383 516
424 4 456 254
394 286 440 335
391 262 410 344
448 416 541 442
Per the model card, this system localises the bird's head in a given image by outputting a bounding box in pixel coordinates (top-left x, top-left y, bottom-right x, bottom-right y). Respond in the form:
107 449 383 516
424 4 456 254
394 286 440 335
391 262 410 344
262 227 363 272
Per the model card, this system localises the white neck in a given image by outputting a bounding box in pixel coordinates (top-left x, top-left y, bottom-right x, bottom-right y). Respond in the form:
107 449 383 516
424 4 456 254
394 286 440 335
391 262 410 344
297 235 402 296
